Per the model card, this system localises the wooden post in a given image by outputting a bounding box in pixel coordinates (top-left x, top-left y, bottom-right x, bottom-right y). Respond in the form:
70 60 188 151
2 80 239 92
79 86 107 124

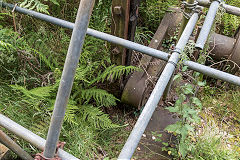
111 0 130 66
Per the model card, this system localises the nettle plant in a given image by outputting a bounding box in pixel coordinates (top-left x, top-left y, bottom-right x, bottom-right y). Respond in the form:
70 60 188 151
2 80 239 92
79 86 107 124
165 68 205 158
158 42 206 158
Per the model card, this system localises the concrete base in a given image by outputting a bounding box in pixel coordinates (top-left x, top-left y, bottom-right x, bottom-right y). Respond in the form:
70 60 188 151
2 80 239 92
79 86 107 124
134 106 178 160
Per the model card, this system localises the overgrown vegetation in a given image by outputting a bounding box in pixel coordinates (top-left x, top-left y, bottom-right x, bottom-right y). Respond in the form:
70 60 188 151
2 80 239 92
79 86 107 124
0 0 138 159
1 0 240 159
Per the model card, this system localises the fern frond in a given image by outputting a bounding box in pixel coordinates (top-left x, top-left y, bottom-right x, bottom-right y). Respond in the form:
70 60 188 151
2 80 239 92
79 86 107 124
90 65 140 85
80 105 120 129
64 103 79 125
10 85 53 99
81 88 119 107
20 0 50 14
30 118 50 137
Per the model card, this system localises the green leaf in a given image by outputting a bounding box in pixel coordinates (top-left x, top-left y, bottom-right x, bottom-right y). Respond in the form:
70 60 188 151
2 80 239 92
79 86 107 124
165 122 182 133
192 97 202 109
179 141 188 157
180 126 188 140
50 0 60 5
184 124 194 132
182 66 188 72
162 142 169 146
173 73 182 81
197 81 206 87
166 106 179 113
182 84 194 95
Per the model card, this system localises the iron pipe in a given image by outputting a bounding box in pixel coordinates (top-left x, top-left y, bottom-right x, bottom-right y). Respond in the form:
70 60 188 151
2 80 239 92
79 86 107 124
1 2 169 61
0 130 33 160
185 60 240 85
197 0 240 16
118 12 199 160
0 114 79 160
43 0 95 158
2 2 240 86
195 0 220 50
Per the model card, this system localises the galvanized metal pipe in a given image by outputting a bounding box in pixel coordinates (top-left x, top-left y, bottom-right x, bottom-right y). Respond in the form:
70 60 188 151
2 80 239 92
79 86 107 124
195 0 220 50
1 2 169 61
184 60 240 85
0 114 79 160
0 130 33 160
118 12 199 160
197 0 240 16
43 0 95 158
2 2 240 86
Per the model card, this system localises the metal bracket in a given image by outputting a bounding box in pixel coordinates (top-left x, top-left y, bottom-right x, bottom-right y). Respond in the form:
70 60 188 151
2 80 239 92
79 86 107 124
181 1 198 19
34 142 65 160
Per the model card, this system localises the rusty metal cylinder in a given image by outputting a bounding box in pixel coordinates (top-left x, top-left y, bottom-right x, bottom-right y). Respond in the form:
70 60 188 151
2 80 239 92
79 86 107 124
209 33 235 60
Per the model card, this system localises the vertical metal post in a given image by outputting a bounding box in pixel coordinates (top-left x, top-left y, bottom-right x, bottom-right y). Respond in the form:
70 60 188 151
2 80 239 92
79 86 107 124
178 0 196 39
195 0 221 49
0 130 33 160
118 12 199 160
43 0 95 158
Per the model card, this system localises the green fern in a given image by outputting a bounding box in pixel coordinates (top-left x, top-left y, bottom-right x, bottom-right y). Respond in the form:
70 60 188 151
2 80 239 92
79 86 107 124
20 0 59 14
20 0 49 14
81 88 119 107
10 85 52 99
80 105 120 129
90 65 140 85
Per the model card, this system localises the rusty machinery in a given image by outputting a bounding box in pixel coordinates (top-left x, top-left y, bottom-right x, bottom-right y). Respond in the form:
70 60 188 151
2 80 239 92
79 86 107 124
2 0 240 160
120 1 240 109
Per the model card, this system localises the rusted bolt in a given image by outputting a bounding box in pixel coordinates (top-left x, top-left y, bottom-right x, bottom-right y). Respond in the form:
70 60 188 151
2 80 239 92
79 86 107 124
114 6 122 15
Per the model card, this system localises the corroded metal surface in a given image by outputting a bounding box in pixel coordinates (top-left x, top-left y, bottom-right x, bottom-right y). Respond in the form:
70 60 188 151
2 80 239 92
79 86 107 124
227 28 240 73
121 8 182 109
209 33 235 60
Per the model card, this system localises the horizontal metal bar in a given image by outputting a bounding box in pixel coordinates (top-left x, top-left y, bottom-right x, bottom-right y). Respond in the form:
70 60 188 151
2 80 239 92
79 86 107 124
195 0 220 50
0 114 79 160
118 12 199 160
2 3 240 85
0 130 33 160
184 61 240 85
2 2 240 86
197 0 240 16
1 2 169 61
